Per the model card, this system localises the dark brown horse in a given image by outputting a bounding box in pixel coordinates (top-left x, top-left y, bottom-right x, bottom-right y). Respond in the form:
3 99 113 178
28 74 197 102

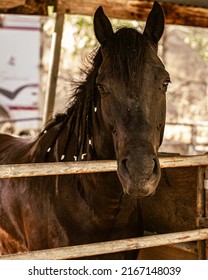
0 2 170 259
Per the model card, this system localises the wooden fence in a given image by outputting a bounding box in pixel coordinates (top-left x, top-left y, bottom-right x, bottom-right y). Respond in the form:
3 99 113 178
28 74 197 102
0 154 208 178
0 153 208 259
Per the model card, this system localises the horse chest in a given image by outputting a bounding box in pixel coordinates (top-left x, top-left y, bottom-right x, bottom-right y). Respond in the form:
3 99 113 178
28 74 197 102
74 174 137 228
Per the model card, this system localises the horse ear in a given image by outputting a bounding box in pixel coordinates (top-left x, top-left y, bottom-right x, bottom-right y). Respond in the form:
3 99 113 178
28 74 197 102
143 1 164 45
94 6 114 45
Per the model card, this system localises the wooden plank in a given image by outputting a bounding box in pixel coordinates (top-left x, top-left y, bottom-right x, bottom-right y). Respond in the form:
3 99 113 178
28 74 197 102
140 166 198 233
139 243 197 260
0 1 207 27
0 1 25 9
57 0 208 28
159 0 208 7
162 3 208 27
159 154 208 169
0 160 117 179
0 0 48 15
0 228 208 260
139 231 197 259
0 154 208 179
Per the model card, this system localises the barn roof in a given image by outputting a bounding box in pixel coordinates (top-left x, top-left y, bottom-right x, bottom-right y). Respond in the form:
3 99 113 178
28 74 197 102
0 1 207 28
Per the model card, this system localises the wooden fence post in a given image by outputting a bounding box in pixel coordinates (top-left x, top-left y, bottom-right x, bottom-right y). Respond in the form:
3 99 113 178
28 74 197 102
42 13 65 125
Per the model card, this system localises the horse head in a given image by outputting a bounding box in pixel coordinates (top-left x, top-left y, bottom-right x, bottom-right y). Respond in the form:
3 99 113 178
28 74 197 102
93 2 170 197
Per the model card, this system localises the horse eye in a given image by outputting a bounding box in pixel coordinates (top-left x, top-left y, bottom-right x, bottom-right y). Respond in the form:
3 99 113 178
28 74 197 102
96 84 108 96
160 78 171 92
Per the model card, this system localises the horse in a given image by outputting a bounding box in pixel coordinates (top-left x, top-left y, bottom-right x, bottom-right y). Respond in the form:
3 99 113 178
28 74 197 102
0 2 170 259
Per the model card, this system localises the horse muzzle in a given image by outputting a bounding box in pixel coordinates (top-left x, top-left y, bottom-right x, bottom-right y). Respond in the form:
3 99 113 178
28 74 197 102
117 154 161 198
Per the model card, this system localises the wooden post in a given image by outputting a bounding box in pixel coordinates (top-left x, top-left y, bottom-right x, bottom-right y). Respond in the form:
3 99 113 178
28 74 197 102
42 13 65 125
196 167 205 259
204 167 208 259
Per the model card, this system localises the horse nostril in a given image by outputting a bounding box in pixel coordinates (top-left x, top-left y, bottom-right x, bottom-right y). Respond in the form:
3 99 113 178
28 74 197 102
119 156 160 181
157 123 163 131
120 159 129 177
152 158 159 175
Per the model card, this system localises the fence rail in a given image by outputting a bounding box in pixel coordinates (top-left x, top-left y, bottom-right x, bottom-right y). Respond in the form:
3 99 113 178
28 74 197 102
0 154 208 179
0 117 42 124
0 228 208 260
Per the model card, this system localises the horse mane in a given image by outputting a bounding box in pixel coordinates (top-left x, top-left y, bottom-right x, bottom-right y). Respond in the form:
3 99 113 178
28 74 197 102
104 27 147 86
31 27 147 162
29 48 102 162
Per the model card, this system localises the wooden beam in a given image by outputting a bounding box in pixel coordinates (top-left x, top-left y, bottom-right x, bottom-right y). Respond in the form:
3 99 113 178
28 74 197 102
0 0 49 15
0 1 25 9
0 1 207 28
0 154 208 179
161 2 208 27
0 228 208 259
57 0 208 28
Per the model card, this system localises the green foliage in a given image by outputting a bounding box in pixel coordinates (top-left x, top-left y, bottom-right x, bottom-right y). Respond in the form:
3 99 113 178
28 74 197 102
64 15 142 55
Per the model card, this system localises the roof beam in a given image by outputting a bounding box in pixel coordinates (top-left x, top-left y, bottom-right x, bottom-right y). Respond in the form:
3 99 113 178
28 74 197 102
0 1 208 28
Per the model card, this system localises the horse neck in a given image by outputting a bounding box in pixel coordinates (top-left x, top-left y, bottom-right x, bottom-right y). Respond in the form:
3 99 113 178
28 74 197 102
76 90 129 226
82 172 136 229
32 84 135 228
90 104 116 160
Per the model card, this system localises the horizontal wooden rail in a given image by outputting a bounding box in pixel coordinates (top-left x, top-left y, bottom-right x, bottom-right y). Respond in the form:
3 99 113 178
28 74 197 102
0 228 208 260
0 154 208 179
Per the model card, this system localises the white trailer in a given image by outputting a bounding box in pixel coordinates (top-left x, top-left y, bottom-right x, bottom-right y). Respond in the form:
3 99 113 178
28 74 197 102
0 14 41 133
